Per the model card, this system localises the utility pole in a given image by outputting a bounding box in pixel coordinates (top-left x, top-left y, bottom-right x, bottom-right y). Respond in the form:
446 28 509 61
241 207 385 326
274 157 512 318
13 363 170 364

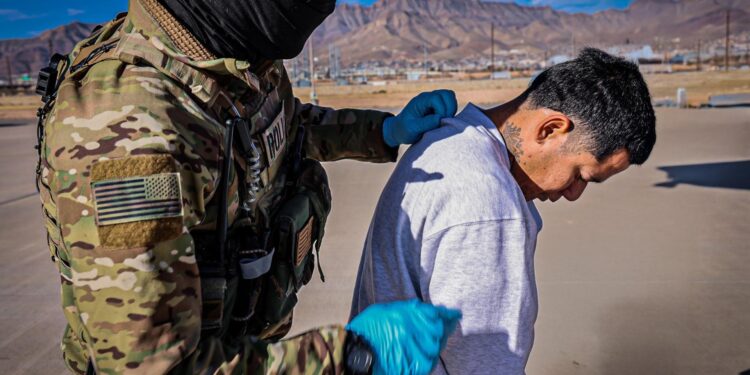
725 9 730 71
490 23 495 76
423 44 428 79
308 36 318 105
697 40 701 71
571 34 576 57
291 57 297 87
5 56 12 85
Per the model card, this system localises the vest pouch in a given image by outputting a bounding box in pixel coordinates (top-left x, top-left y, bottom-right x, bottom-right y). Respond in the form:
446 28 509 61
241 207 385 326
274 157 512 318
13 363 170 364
253 191 316 334
228 223 271 338
250 158 331 337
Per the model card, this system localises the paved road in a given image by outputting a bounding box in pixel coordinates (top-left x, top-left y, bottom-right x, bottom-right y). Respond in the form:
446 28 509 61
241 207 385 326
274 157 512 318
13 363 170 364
1 108 748 374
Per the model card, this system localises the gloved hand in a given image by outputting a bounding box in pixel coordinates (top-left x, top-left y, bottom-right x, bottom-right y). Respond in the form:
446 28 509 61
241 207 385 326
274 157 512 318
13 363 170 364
382 90 458 147
346 299 462 375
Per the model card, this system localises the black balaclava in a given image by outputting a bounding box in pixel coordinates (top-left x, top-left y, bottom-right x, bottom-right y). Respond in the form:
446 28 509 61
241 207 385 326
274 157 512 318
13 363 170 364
159 0 336 63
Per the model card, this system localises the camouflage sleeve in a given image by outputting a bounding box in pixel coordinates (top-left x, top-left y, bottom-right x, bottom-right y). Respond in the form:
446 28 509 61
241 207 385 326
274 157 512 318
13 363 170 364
40 59 221 374
232 325 348 374
293 98 399 163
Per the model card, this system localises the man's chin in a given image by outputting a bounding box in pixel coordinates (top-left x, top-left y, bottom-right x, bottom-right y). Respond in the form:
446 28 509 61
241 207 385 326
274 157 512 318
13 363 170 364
537 193 563 202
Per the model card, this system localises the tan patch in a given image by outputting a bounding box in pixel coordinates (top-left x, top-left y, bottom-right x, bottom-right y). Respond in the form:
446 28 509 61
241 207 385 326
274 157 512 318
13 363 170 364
98 218 182 249
90 154 177 180
91 155 182 248
295 217 314 267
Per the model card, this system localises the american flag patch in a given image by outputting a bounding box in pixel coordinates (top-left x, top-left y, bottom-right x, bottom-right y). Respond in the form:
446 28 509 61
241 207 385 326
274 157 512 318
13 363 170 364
92 173 183 226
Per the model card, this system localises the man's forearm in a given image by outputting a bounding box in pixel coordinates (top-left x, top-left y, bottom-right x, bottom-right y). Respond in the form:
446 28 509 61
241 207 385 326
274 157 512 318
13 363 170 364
294 98 398 163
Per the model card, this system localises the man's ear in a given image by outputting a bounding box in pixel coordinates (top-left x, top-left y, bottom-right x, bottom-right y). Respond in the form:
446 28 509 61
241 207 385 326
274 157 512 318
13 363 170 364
536 114 573 143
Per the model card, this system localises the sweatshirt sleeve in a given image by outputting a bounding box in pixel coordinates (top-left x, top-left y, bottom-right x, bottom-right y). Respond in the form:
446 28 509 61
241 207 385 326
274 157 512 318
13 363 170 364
424 219 538 375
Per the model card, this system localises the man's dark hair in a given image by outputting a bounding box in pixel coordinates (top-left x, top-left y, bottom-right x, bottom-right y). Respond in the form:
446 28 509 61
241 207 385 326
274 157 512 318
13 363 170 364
525 47 656 165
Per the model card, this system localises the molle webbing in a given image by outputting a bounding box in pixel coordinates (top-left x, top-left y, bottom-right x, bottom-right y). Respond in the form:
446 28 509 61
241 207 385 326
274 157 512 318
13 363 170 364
113 32 221 105
139 0 216 61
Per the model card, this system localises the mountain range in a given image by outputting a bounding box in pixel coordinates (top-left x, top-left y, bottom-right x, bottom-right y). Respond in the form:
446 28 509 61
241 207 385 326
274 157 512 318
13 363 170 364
0 0 747 75
0 22 92 77
317 0 748 63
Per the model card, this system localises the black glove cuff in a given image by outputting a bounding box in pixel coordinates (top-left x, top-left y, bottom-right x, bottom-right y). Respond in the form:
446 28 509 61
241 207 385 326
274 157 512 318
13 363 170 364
345 331 374 375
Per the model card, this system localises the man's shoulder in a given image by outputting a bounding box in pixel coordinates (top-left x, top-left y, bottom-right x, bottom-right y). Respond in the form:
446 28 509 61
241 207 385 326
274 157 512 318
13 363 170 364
405 117 507 171
393 118 527 226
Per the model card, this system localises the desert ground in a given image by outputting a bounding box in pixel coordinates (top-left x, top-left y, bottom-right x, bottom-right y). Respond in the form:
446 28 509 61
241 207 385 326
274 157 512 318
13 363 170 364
296 70 750 110
2 70 750 120
0 75 748 374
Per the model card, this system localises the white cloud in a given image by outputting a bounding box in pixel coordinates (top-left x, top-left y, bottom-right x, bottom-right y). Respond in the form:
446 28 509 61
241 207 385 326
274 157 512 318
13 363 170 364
67 8 85 16
0 9 46 21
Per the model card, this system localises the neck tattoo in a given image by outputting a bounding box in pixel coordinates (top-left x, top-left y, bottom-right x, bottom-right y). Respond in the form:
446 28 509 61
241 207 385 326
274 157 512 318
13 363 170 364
501 121 524 159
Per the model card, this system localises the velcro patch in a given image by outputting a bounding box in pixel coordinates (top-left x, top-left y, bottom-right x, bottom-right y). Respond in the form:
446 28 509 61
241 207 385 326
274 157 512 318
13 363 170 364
295 217 314 267
92 173 183 226
262 111 287 165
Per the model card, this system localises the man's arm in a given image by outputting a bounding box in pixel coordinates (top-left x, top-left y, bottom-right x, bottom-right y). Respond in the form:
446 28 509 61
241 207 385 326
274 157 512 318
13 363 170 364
293 99 399 163
425 220 537 375
240 302 460 375
292 88 457 163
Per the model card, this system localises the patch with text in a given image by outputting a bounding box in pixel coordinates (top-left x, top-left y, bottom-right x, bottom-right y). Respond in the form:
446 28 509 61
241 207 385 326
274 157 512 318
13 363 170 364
262 111 287 165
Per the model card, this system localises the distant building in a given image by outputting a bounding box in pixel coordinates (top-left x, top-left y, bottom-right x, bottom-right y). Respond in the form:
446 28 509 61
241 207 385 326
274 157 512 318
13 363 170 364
406 71 423 81
639 64 672 74
490 71 512 80
669 52 699 64
547 55 571 66
607 45 658 63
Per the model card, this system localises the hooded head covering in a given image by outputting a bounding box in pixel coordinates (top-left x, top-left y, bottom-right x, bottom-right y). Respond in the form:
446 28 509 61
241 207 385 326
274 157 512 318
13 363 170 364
159 0 336 63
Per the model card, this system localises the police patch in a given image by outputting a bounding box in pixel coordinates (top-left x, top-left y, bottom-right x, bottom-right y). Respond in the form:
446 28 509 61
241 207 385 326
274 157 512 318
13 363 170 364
262 111 286 165
92 173 183 226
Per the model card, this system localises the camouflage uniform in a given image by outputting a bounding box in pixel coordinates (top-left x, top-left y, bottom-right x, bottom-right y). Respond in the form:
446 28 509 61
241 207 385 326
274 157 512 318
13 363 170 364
37 1 396 374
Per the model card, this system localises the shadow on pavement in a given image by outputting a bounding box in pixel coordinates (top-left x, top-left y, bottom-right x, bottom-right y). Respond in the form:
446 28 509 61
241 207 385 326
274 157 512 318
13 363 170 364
0 119 34 127
654 160 750 190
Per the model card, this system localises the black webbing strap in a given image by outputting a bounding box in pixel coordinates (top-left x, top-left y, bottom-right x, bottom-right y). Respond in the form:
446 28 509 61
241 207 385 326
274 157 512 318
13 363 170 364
85 358 95 375
198 117 238 334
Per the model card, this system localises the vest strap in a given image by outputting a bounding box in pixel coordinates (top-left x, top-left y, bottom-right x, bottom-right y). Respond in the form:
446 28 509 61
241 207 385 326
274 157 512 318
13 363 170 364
113 32 221 105
239 248 275 280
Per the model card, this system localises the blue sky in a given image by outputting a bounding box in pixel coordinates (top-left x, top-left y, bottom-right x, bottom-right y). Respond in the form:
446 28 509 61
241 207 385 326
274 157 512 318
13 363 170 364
0 0 634 40
0 0 128 39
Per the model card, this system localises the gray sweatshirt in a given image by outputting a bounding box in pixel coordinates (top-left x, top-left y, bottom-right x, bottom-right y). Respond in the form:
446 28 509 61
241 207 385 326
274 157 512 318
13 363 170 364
350 104 543 374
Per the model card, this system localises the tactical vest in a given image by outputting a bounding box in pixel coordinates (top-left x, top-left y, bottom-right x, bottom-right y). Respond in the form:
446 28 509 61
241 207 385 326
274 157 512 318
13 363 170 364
36 3 330 348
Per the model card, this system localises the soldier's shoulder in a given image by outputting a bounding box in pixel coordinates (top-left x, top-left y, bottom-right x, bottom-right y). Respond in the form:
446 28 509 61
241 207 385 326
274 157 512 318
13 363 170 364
58 61 200 120
48 60 221 159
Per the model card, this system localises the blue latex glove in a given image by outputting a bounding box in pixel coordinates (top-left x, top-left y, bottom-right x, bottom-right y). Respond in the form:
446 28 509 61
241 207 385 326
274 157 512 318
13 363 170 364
347 299 462 375
383 89 458 147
